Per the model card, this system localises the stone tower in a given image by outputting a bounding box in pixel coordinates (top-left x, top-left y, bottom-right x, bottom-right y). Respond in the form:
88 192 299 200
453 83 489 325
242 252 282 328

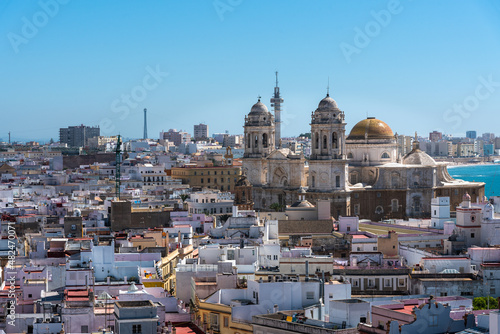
243 98 275 185
308 93 349 192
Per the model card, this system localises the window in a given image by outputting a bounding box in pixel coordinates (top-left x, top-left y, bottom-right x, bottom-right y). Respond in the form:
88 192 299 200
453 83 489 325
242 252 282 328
384 279 391 287
381 152 390 159
391 199 399 212
201 178 204 184
207 178 210 183
471 233 475 238
353 279 359 287
81 326 89 333
367 279 375 288
210 313 219 330
306 291 314 299
354 204 360 216
373 246 377 251
224 316 229 327
214 171 217 175
398 278 405 287
332 132 338 148
413 197 421 212
336 175 340 188
429 315 438 327
132 325 142 333
440 292 448 297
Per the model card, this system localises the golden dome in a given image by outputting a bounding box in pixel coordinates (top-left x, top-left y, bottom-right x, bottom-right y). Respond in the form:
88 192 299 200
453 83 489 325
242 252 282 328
347 117 394 140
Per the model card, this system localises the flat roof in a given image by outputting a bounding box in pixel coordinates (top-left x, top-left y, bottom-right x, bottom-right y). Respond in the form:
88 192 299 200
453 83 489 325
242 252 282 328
115 300 154 308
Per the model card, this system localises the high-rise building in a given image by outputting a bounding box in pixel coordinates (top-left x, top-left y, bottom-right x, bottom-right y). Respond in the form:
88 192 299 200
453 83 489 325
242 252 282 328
59 125 100 147
194 123 209 141
396 134 412 157
482 132 495 143
160 129 191 146
466 131 477 139
429 131 442 142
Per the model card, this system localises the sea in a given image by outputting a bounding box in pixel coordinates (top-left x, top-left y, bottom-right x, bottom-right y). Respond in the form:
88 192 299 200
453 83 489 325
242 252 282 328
448 164 500 198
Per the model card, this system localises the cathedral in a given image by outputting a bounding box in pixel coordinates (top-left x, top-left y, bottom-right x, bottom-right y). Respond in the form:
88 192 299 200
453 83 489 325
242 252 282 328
241 87 485 221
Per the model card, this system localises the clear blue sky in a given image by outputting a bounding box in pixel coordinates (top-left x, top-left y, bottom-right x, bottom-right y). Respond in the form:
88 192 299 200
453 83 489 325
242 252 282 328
2 0 500 142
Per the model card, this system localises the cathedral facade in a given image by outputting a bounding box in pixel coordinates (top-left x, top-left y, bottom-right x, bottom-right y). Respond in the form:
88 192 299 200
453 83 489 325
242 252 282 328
242 93 485 221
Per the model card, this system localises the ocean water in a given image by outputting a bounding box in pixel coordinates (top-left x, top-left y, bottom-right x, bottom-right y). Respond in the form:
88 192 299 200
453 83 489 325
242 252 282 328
448 164 500 198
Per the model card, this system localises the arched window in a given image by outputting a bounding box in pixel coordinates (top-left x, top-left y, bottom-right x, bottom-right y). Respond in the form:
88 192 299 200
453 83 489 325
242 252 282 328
262 133 268 148
347 152 353 159
254 135 258 148
315 133 319 149
375 206 384 214
381 152 390 159
323 135 327 150
336 175 340 188
391 199 399 212
312 175 315 188
332 132 338 149
247 134 251 148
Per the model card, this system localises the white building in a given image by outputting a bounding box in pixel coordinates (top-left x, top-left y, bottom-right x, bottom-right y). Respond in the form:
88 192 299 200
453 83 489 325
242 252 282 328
431 196 451 229
186 189 234 215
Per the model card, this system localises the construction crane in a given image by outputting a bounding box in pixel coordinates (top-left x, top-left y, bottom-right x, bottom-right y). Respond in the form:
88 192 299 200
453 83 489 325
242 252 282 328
115 135 121 199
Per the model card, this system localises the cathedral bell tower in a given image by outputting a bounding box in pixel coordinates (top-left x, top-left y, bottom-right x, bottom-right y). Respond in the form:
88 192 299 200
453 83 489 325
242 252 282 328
308 92 348 192
310 93 346 160
243 98 275 185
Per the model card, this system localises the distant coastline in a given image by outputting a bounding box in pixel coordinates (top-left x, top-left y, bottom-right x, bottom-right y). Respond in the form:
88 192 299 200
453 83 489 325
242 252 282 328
447 163 500 197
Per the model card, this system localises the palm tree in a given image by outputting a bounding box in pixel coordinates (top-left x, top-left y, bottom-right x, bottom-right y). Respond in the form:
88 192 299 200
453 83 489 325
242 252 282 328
270 202 283 212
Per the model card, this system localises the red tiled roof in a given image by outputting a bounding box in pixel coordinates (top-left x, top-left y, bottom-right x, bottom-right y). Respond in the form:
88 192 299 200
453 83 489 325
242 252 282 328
67 290 89 297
